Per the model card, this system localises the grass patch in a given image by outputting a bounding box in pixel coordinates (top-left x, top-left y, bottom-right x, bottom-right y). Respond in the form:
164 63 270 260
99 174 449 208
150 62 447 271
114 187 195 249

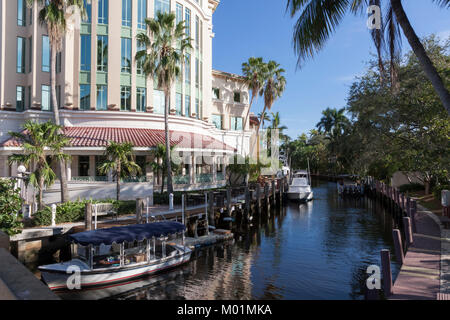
410 190 442 214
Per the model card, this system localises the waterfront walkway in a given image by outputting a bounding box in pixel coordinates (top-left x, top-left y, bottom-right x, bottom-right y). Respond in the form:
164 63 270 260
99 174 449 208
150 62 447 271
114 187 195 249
390 207 450 300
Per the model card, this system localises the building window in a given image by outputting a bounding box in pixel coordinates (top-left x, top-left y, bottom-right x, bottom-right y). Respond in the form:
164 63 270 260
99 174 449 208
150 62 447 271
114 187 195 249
195 58 199 89
184 53 191 85
56 85 61 109
41 85 51 111
98 0 108 24
83 0 92 23
17 37 26 73
78 156 90 177
120 86 131 111
17 0 26 26
212 88 220 100
185 95 191 117
155 0 170 16
97 35 108 72
195 16 199 50
80 35 91 71
176 3 183 24
137 0 147 29
211 114 222 130
122 0 132 27
95 156 107 177
16 86 25 112
136 87 146 112
121 38 131 73
136 39 145 75
42 36 50 72
28 37 32 73
195 99 199 119
176 93 182 116
234 91 241 103
185 8 191 37
96 85 108 110
80 84 90 110
153 89 165 114
231 117 243 131
56 52 62 73
27 86 32 109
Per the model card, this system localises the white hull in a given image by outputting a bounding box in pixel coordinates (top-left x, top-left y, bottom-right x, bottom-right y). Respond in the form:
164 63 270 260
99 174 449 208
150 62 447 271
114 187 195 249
40 246 191 291
287 191 313 202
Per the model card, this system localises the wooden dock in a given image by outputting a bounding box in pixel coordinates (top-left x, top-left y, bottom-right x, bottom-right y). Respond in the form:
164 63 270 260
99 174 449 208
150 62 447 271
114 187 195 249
365 178 448 300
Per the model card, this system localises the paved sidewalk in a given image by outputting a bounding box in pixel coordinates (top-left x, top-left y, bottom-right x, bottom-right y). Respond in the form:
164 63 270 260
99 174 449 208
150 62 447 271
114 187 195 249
390 206 449 300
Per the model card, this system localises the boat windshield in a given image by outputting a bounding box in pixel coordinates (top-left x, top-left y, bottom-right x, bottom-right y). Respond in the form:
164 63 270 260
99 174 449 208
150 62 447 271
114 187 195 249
292 178 308 186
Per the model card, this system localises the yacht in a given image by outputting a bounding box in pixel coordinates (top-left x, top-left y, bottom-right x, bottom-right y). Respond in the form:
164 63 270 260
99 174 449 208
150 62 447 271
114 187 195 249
287 170 314 202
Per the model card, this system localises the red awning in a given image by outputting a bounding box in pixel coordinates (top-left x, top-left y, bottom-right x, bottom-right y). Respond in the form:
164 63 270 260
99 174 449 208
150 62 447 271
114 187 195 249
0 127 236 152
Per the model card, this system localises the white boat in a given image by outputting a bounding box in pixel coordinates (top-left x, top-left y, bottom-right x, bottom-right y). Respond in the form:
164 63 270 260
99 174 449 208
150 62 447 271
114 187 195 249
39 221 191 292
287 170 313 202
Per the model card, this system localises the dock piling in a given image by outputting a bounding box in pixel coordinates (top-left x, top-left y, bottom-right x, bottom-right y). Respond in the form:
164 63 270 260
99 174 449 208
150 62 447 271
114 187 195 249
392 229 405 265
381 249 393 297
84 202 92 231
403 217 413 247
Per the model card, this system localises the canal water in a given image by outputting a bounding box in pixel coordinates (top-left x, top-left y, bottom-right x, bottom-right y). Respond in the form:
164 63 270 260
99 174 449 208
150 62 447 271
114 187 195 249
59 179 401 300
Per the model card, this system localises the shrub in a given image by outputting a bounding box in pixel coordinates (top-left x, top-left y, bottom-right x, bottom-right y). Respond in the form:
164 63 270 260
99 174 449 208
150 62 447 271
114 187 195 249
398 183 424 193
0 179 23 235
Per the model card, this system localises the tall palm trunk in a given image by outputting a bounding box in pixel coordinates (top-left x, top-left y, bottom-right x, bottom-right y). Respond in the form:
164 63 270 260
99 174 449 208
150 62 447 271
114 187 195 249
256 104 269 162
390 0 450 114
50 44 69 203
240 93 257 157
38 174 44 211
164 89 173 194
116 161 121 201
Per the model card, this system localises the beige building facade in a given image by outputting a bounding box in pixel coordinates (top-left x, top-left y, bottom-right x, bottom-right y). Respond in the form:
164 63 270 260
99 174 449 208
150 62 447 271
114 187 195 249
0 0 255 190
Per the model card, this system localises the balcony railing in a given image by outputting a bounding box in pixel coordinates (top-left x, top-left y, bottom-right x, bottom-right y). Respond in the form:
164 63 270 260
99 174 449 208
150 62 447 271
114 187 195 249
121 176 147 183
216 172 225 181
71 176 108 182
173 175 190 185
196 173 213 184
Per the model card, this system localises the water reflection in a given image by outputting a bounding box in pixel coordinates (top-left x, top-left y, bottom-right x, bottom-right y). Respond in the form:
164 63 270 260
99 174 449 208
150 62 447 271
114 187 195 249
58 180 400 300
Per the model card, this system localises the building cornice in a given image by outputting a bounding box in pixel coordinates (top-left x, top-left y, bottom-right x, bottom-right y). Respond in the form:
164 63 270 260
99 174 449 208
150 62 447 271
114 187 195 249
212 69 245 83
208 0 220 13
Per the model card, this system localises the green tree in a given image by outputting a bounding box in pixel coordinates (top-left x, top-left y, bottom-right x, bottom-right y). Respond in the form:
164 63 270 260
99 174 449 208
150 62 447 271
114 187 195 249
98 142 141 201
287 0 450 114
135 12 191 195
149 144 180 193
257 61 286 161
8 121 70 210
27 0 87 204
0 179 23 236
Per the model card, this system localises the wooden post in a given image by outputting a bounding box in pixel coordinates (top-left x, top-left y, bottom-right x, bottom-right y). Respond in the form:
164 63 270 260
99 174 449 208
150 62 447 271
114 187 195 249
264 182 270 211
392 229 404 265
245 186 251 219
204 192 209 236
136 198 144 224
271 179 276 206
226 187 232 217
381 249 393 297
85 202 92 231
410 200 417 233
255 184 261 215
403 217 413 247
208 191 215 228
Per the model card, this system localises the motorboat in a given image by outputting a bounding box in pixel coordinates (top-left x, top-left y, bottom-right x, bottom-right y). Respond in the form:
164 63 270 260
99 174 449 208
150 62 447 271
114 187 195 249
39 221 191 292
287 170 313 202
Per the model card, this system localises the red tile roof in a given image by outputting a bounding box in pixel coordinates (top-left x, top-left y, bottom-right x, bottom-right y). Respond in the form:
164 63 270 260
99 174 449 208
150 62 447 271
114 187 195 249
0 127 236 151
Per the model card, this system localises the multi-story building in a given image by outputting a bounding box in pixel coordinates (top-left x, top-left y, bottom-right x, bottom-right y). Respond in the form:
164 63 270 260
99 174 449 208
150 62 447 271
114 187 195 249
0 0 255 193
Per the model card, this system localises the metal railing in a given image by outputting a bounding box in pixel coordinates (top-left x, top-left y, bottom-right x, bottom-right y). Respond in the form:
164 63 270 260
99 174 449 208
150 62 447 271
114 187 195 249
71 176 108 182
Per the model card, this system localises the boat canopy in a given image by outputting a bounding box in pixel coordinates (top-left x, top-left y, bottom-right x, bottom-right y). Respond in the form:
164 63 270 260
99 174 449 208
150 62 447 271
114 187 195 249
68 222 186 246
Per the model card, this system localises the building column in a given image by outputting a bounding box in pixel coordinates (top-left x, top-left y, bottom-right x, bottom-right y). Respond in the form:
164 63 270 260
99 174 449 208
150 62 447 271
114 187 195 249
212 156 217 182
11 162 18 177
0 156 8 177
191 154 197 185
66 157 72 182
222 155 227 180
89 155 96 179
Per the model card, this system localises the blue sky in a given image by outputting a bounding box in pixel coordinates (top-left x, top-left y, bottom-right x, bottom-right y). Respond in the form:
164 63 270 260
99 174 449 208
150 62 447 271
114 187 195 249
212 1 450 139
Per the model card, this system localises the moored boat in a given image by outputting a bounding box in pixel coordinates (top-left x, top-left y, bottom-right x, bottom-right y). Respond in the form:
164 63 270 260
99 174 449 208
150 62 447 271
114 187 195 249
287 170 314 202
39 221 191 292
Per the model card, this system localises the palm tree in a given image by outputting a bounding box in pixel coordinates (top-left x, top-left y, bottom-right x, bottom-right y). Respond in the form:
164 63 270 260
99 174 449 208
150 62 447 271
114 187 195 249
316 108 349 137
135 12 191 195
258 111 270 130
257 61 286 161
149 144 180 193
98 142 141 201
8 121 70 210
27 0 87 204
287 0 450 114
